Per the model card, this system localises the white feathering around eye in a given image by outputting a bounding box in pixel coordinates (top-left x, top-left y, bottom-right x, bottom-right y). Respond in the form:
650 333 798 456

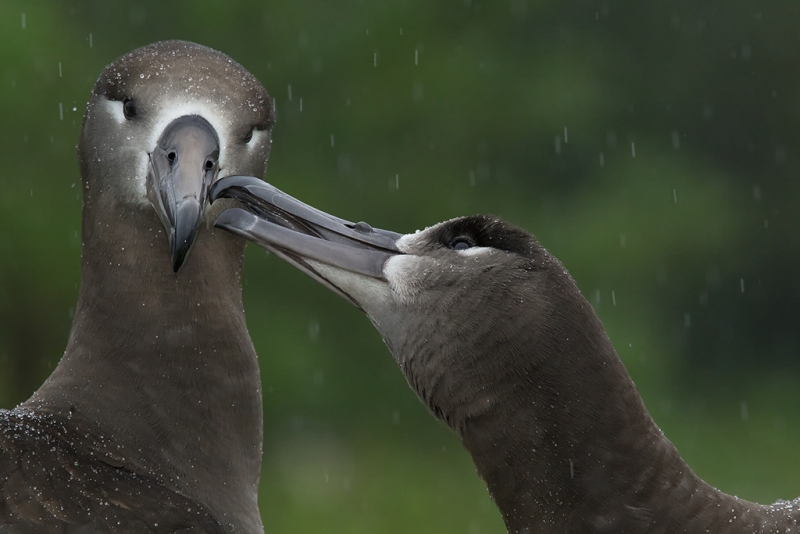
144 99 234 167
100 96 240 206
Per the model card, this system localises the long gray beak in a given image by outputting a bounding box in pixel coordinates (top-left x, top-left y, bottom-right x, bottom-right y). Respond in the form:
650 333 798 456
209 175 403 308
147 115 220 272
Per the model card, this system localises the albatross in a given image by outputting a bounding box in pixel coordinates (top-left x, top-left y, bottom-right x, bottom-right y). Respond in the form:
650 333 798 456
0 42 272 533
210 176 800 534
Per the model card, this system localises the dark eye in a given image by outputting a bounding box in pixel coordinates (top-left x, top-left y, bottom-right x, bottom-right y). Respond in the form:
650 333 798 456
244 127 255 143
122 97 136 120
450 237 474 251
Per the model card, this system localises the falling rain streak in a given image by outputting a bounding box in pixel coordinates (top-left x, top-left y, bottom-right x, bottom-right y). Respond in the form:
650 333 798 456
21 12 26 29
330 134 335 148
59 102 63 121
631 142 636 158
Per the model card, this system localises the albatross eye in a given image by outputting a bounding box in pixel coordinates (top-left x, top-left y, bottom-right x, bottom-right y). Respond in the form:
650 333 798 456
244 127 255 143
450 237 474 251
122 97 137 120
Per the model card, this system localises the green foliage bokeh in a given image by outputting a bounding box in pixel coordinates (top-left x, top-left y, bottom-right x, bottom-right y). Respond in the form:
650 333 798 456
1 1 799 532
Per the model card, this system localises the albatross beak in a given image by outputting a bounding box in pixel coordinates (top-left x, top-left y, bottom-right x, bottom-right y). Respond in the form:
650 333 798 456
209 175 403 309
147 115 220 272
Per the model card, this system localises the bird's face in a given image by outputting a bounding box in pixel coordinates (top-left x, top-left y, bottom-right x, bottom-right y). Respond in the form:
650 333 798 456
78 41 273 271
208 177 559 370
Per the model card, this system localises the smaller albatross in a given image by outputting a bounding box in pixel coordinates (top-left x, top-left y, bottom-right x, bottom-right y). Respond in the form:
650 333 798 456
210 176 800 534
0 42 273 533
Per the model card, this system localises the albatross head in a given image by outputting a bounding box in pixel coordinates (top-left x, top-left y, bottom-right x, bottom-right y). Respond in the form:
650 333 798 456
78 40 274 271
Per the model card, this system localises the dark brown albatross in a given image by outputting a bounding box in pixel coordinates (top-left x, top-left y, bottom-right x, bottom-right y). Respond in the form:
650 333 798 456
0 42 273 533
210 176 800 534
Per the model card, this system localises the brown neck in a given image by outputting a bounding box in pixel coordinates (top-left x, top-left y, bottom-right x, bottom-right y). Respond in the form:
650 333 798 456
399 287 800 533
458 335 800 533
25 201 263 532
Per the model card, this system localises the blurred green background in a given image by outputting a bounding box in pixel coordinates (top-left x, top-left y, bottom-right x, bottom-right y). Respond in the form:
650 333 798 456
1 1 799 531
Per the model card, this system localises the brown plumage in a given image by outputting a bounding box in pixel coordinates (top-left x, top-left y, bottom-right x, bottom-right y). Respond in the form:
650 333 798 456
210 177 800 534
0 42 273 533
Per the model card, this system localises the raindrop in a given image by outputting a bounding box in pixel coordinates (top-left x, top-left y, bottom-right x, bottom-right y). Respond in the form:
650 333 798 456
595 289 600 304
630 142 636 158
373 50 378 67
599 152 604 166
414 49 419 66
740 278 745 293
469 170 476 186
672 189 677 204
58 62 62 78
21 12 26 29
740 401 749 421
330 134 335 148
412 81 424 102
308 320 320 341
59 103 63 121
684 313 691 328
611 290 616 306
395 174 399 189
752 184 761 201
671 130 680 149
563 127 568 143
606 130 617 147
88 33 93 48
287 84 293 102
554 135 561 154
299 97 303 112
619 234 626 247
400 27 403 36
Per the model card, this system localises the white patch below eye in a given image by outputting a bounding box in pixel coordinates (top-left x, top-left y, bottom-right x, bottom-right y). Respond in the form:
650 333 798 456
457 246 492 256
248 129 268 152
103 99 127 125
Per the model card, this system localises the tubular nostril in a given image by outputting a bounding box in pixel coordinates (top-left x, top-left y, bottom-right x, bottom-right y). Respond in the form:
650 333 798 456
204 159 215 171
167 151 177 163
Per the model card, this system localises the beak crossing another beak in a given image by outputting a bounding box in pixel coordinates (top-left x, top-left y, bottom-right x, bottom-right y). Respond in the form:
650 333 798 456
145 117 403 290
208 176 404 308
147 115 220 272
